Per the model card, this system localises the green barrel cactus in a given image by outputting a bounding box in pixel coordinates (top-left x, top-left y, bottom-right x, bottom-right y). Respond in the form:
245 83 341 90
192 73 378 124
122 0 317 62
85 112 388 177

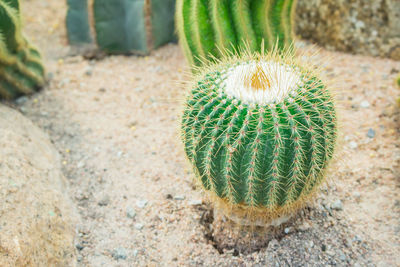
181 49 337 224
176 0 297 67
0 0 45 99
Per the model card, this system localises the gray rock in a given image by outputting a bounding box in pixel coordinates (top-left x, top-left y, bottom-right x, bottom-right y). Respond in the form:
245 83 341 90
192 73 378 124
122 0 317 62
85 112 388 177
360 101 370 108
367 128 375 138
84 67 93 76
349 141 358 149
98 195 110 206
136 199 148 208
284 227 291 234
126 207 136 218
174 195 185 200
331 199 343 211
135 223 144 230
339 251 347 261
15 96 28 105
189 199 203 206
112 247 127 260
296 0 400 60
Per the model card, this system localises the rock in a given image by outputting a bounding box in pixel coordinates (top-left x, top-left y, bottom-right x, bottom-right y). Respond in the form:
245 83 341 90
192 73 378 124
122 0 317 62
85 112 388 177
174 195 185 200
331 199 343 211
15 96 28 105
135 223 144 230
189 199 203 206
84 67 93 76
136 199 148 208
360 101 370 108
353 192 361 201
367 128 375 138
126 207 136 218
112 247 127 260
349 141 358 149
284 227 291 234
75 242 84 251
339 251 347 261
0 105 77 266
296 0 400 60
268 239 279 250
98 195 110 206
132 249 138 257
298 221 311 231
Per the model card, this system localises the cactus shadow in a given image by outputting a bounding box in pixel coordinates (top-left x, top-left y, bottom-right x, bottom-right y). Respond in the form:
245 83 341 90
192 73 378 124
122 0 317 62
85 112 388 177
197 203 304 255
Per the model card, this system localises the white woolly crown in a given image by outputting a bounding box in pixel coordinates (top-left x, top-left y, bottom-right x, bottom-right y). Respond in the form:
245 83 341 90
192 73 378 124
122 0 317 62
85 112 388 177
222 61 303 105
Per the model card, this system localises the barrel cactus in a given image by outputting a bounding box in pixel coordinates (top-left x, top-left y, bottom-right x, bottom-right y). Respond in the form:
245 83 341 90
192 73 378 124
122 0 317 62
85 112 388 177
181 48 337 225
0 0 45 99
176 0 297 68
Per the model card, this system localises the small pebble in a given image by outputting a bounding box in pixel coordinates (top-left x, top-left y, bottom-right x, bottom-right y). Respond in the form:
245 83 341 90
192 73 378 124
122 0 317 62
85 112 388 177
189 199 203 206
306 240 314 249
135 223 144 230
126 207 136 218
112 247 127 260
298 222 311 231
84 67 93 76
326 250 336 256
15 96 28 105
367 128 375 138
353 235 363 243
98 195 110 206
174 195 185 200
136 199 148 208
353 191 361 200
349 141 358 149
132 249 138 257
339 251 347 261
75 242 84 251
331 199 343 211
284 227 291 234
360 100 370 108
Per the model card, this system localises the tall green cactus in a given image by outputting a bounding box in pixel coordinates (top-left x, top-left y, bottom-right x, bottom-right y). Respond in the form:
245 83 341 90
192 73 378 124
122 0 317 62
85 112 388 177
65 0 176 54
176 0 297 68
181 48 337 225
0 0 45 99
66 0 92 45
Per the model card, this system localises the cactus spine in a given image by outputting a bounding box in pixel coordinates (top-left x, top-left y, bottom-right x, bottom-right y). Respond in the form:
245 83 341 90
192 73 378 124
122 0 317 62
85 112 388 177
181 48 337 224
176 0 297 68
0 0 45 99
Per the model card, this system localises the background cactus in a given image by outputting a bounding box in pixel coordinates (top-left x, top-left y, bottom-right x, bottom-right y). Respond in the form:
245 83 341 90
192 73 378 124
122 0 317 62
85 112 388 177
66 0 92 45
0 0 45 99
176 0 297 68
181 48 337 224
66 0 176 54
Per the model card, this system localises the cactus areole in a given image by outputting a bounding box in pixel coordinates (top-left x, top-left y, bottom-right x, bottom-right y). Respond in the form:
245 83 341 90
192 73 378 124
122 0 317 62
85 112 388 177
181 50 337 225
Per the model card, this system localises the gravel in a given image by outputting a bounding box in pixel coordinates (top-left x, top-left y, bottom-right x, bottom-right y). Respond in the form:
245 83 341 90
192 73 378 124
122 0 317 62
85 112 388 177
367 128 375 138
112 248 127 260
331 200 343 211
126 207 136 218
135 200 148 209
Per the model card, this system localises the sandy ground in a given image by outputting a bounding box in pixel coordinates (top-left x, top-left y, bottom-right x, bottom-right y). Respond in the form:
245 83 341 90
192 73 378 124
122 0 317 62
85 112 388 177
3 0 399 266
